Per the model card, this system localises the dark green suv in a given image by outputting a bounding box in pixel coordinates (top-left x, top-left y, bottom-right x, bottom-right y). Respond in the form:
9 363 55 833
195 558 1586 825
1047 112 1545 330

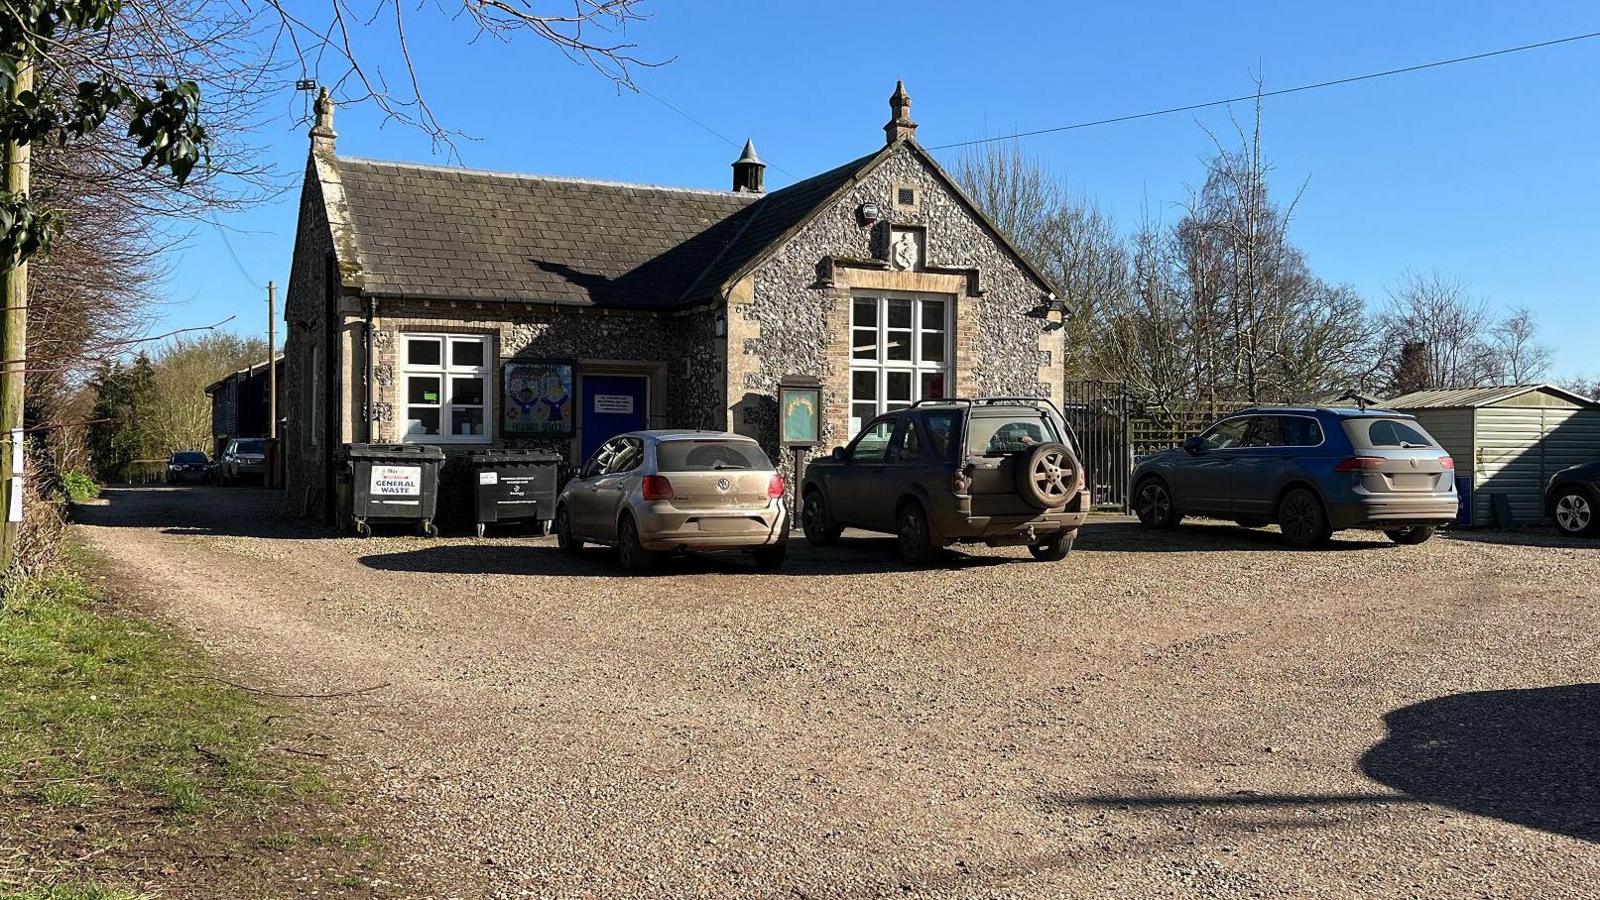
800 398 1089 564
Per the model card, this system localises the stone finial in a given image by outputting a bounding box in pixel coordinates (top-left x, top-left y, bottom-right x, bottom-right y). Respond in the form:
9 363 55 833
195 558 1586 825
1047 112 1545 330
732 138 766 193
885 80 917 144
310 86 337 148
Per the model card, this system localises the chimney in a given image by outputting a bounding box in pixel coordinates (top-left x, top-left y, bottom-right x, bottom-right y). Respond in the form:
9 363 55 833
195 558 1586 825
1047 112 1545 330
731 138 766 193
884 80 916 144
309 86 337 153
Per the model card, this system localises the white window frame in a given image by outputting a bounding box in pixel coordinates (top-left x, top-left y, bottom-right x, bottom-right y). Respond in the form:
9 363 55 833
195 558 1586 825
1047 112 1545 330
398 332 493 444
847 292 952 436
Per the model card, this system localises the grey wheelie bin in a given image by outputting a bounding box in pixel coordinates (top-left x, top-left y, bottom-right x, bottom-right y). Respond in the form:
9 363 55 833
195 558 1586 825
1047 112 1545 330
463 449 561 537
336 443 445 537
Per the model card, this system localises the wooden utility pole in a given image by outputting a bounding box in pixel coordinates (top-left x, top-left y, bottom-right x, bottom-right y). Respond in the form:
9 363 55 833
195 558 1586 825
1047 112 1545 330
0 57 32 569
267 280 277 439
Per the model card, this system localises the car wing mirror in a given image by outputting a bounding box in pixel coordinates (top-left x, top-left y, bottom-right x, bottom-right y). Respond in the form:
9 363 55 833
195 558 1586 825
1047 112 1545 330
831 446 847 462
568 465 583 480
1183 436 1204 454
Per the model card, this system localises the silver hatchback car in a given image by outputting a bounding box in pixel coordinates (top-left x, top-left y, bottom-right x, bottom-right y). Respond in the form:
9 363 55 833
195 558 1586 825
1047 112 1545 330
555 430 790 571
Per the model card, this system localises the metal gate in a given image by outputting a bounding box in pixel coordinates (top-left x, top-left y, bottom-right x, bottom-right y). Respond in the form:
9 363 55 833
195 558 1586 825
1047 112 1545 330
1061 380 1133 511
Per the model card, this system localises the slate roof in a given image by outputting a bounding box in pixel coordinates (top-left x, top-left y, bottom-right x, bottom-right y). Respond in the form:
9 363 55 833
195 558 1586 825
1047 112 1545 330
336 158 761 309
1387 384 1598 409
329 140 1054 312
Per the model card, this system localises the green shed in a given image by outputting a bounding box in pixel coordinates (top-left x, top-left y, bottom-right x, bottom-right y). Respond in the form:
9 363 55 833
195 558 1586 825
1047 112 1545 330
1387 384 1600 526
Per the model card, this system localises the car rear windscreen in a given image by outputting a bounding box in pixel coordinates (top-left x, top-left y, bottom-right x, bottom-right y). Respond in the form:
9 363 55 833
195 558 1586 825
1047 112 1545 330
236 439 265 454
966 413 1062 455
1343 417 1437 449
173 452 207 463
656 440 773 472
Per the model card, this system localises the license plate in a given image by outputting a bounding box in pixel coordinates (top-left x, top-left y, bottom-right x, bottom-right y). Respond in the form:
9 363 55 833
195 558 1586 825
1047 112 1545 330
1390 474 1433 491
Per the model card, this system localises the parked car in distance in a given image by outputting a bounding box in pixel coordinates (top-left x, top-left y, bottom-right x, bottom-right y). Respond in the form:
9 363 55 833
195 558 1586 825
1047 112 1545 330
555 431 789 572
1131 406 1457 547
801 397 1089 564
165 450 211 484
217 437 267 485
1546 460 1600 537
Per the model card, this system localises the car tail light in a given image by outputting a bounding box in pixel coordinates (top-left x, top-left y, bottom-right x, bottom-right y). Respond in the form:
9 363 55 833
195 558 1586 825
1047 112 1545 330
1333 456 1386 473
1439 456 1455 470
641 475 674 501
767 474 784 498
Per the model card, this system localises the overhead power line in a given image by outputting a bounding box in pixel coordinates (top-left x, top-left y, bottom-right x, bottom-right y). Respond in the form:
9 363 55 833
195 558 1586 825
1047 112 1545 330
927 29 1600 151
635 83 801 180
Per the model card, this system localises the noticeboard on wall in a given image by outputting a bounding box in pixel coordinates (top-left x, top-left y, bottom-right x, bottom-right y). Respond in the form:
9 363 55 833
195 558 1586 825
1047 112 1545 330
778 376 823 448
502 360 574 437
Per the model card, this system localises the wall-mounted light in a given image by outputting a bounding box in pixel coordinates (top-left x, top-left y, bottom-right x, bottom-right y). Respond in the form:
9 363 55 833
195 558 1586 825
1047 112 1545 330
1026 294 1070 332
858 202 882 225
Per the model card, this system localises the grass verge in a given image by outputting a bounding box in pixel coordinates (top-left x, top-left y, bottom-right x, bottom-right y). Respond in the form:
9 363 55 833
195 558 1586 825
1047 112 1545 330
0 547 403 898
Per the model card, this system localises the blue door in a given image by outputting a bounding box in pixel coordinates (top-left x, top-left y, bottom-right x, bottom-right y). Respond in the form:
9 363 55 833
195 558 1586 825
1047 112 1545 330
580 374 649 463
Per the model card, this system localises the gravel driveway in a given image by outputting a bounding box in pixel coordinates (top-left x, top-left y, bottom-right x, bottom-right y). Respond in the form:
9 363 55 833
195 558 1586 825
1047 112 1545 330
75 486 1600 899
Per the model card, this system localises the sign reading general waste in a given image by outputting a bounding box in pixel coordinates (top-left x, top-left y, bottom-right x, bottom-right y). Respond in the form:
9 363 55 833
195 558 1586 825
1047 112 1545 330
594 394 635 414
370 465 421 496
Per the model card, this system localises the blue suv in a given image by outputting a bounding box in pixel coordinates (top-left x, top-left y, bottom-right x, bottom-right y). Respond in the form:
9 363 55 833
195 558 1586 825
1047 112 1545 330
1131 406 1458 547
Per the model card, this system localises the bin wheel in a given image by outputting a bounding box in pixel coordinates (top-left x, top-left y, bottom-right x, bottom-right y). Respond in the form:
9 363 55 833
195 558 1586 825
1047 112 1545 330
475 522 486 539
421 519 439 538
354 519 371 539
540 519 553 538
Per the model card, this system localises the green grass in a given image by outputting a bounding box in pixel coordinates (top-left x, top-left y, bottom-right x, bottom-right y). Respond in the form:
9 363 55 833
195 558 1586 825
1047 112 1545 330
60 472 100 503
0 549 333 893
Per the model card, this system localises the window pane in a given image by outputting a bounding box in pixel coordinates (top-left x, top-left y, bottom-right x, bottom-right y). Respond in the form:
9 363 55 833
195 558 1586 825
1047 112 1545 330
1199 417 1248 450
885 330 912 361
408 376 441 405
886 371 911 402
967 414 1061 455
451 407 485 437
924 412 958 461
852 298 877 327
853 420 895 463
852 327 877 360
852 369 877 401
887 299 911 329
920 371 946 401
898 419 921 458
451 339 485 368
406 408 440 437
850 403 876 436
452 376 484 406
1243 416 1283 448
921 299 946 329
407 338 441 367
921 331 946 363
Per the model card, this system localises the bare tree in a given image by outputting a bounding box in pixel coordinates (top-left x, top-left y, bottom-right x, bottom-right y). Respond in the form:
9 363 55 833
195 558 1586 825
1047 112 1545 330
1381 271 1497 389
1491 305 1553 384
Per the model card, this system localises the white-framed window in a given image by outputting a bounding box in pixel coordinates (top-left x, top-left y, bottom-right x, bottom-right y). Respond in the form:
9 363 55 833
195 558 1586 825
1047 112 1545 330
848 293 950 436
399 333 492 443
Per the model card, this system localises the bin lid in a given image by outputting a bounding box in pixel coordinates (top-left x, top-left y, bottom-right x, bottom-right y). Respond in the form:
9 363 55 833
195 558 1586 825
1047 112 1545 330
339 442 446 462
463 448 563 466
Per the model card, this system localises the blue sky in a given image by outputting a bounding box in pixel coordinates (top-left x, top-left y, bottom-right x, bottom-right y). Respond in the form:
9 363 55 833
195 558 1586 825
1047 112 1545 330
170 1 1598 379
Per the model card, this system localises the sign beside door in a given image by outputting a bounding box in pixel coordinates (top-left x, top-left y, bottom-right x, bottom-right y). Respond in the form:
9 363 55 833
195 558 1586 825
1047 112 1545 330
593 394 635 414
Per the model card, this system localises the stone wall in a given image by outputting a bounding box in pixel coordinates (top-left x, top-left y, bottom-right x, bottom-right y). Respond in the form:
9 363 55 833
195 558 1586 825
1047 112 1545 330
733 143 1064 479
363 301 717 463
281 154 336 519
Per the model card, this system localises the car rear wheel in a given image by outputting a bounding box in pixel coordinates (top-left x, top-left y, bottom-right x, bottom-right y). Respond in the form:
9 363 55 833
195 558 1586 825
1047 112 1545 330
1385 526 1435 545
801 489 842 546
1028 528 1077 561
555 505 584 556
895 502 939 566
1134 479 1181 529
617 515 660 573
1278 488 1332 547
1552 487 1597 536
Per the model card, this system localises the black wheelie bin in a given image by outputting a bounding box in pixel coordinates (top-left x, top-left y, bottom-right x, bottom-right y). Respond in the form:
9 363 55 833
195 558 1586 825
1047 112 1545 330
335 443 445 537
463 449 561 537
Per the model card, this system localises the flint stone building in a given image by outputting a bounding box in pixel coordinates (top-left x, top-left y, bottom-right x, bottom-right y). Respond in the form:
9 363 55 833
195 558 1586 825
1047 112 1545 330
282 82 1068 520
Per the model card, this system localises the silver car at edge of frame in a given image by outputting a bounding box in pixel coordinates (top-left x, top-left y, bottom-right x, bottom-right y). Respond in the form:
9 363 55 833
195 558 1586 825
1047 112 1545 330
554 430 790 572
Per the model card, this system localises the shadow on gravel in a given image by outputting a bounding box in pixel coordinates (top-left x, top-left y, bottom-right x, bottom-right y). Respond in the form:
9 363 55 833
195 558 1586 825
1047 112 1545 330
1439 528 1600 550
356 536 1015 578
1361 684 1600 842
1047 684 1600 843
1074 521 1390 552
75 486 334 541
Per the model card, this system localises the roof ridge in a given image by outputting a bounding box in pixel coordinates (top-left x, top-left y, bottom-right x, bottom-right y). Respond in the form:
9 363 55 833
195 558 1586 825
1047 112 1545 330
337 155 759 200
